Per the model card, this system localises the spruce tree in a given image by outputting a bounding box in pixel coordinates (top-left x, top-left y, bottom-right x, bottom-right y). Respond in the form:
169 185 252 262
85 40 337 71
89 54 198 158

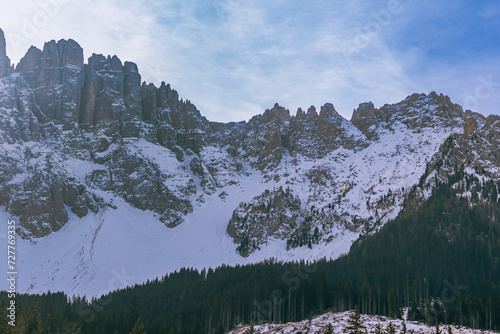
118 309 127 334
26 296 42 334
60 321 81 334
12 298 26 334
128 295 140 331
402 321 407 334
323 322 334 334
245 322 256 334
447 325 453 334
386 322 396 334
435 323 441 334
346 305 365 334
374 323 383 334
0 298 10 334
44 313 53 334
130 316 146 334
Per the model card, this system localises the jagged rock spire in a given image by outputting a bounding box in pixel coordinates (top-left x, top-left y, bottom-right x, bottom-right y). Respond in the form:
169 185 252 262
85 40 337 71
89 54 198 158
0 28 12 77
0 28 6 57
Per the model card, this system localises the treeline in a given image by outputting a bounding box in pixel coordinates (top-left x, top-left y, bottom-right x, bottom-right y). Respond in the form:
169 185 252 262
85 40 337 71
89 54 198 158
1 178 499 333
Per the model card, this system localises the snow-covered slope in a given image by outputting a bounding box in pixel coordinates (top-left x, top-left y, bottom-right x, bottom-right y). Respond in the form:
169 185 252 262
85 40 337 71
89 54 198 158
0 171 356 297
0 30 499 298
230 310 497 334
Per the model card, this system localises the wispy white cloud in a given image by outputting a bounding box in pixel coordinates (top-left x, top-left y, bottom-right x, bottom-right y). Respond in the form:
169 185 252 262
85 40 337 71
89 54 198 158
0 0 498 122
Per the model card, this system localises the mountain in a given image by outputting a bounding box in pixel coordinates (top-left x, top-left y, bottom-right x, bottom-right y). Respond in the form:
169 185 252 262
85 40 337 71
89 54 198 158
0 28 499 298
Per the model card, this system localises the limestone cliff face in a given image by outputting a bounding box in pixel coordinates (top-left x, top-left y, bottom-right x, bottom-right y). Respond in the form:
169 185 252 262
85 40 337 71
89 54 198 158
216 102 368 171
227 187 303 257
463 110 486 136
0 29 6 57
0 28 12 78
287 102 366 158
80 54 125 124
0 34 213 236
1 30 499 250
16 39 85 127
351 102 377 139
351 92 466 140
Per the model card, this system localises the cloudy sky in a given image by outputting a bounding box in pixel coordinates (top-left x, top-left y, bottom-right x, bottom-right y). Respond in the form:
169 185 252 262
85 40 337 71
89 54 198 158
1 0 499 121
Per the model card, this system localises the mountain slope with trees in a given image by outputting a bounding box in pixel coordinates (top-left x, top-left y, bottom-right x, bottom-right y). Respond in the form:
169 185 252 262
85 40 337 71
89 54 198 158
2 175 499 333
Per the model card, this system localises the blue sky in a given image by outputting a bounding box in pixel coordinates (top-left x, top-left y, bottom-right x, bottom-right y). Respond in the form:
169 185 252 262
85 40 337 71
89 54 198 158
1 0 499 121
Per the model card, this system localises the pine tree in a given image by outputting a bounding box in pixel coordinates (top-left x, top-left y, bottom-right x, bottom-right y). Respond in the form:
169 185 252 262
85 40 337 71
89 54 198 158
11 298 27 334
447 325 453 334
435 323 441 334
0 298 11 334
128 295 140 331
402 321 407 334
323 322 334 334
130 316 146 334
59 321 81 334
386 322 396 334
346 305 365 334
374 323 383 334
245 322 256 334
26 296 43 334
44 313 53 334
117 309 127 334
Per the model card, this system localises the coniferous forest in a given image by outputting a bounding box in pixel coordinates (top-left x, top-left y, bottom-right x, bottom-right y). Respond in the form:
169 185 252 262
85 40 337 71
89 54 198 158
1 178 499 334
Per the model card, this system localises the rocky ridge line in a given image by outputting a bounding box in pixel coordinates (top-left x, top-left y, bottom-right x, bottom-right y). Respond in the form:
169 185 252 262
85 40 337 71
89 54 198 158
0 28 498 257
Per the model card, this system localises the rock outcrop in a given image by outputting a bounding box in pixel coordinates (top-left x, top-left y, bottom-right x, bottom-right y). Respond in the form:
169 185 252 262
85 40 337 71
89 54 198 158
16 39 85 126
227 187 303 256
0 28 12 78
351 102 377 138
463 110 486 136
351 92 465 139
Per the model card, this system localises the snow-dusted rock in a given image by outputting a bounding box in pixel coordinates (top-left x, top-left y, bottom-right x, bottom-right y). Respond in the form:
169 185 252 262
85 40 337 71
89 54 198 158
0 30 499 297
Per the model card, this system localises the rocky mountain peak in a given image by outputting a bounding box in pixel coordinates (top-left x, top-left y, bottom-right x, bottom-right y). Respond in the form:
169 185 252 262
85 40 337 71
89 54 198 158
463 110 486 136
16 46 43 74
87 53 122 71
485 114 500 130
17 39 84 73
0 28 11 78
351 102 376 132
263 103 290 122
349 92 466 140
396 91 461 115
393 92 465 129
56 39 84 68
307 105 317 116
43 39 84 68
16 39 84 91
0 28 6 57
319 103 337 118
